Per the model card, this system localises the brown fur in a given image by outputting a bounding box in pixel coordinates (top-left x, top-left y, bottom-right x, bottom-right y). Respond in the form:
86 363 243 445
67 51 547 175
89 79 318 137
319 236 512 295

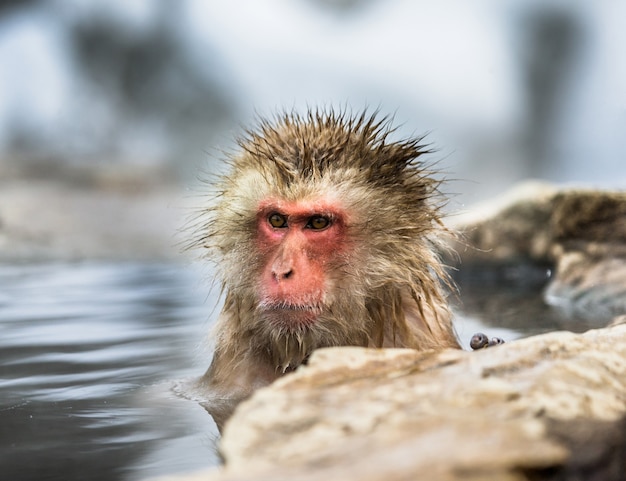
190 109 459 403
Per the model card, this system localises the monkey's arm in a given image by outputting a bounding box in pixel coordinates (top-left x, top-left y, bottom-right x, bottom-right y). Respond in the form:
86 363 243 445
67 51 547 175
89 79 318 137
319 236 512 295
203 345 279 399
399 296 461 350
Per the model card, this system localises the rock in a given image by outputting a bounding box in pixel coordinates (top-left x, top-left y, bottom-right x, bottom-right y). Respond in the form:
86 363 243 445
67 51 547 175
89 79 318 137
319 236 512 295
147 183 626 481
155 323 626 481
447 182 626 318
0 171 188 262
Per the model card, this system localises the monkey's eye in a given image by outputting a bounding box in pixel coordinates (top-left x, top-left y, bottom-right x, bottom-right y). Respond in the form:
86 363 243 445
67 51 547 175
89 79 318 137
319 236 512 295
307 216 330 230
268 213 288 228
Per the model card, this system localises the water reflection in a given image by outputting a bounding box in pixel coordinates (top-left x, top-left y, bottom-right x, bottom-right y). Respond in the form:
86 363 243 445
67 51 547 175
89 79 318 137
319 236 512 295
451 263 613 344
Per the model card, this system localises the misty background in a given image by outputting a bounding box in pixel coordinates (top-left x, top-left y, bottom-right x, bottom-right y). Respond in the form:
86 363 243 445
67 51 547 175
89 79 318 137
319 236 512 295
0 0 625 205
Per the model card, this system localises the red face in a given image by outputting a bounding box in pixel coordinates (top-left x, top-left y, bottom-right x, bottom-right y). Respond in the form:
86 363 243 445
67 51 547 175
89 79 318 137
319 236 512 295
256 198 348 328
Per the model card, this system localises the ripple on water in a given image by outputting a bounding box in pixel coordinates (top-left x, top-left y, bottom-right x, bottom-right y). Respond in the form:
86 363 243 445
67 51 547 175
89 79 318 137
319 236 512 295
1 261 576 480
0 262 221 481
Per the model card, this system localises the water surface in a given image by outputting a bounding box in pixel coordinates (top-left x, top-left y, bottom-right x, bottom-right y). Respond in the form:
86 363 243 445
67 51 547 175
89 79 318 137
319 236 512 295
0 263 220 481
0 261 606 481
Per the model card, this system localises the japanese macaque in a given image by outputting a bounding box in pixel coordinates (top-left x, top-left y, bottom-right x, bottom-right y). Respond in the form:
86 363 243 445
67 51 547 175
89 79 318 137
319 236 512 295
191 109 459 418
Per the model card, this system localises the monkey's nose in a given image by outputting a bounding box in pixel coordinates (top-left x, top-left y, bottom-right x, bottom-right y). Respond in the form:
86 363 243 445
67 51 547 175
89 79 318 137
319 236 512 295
273 268 293 281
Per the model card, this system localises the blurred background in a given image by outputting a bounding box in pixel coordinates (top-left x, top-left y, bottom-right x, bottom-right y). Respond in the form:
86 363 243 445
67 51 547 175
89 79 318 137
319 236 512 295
1 0 624 205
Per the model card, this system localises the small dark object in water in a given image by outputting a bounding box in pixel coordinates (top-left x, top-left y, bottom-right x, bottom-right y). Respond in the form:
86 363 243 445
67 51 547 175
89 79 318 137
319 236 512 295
470 332 505 350
488 337 505 347
470 332 489 350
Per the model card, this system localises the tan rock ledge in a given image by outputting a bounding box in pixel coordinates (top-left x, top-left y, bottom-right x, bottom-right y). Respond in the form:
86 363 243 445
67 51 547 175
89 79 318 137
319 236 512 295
157 322 626 481
446 182 626 318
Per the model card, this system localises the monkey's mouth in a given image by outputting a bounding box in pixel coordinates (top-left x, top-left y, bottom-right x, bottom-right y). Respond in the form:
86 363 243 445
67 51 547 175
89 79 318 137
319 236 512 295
258 300 323 328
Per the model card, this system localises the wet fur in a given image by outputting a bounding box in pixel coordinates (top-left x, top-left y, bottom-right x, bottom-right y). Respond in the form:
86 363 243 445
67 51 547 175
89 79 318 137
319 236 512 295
190 109 459 400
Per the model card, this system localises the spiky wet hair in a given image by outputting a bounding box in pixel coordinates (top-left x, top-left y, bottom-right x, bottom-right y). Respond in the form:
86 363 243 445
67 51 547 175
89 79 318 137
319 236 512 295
194 108 454 351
